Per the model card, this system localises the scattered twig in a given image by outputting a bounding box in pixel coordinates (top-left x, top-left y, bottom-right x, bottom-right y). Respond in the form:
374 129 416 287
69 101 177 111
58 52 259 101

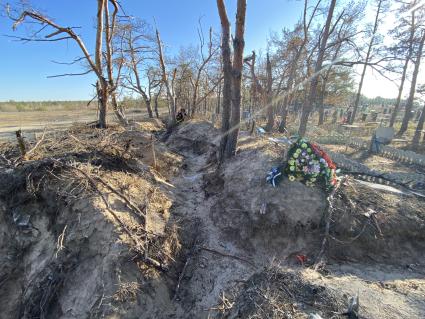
55 225 67 258
151 134 157 170
200 246 256 268
173 258 190 301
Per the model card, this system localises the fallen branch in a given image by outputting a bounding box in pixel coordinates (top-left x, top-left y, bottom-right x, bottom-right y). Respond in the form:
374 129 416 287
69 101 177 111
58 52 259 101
55 225 67 258
173 258 190 301
26 129 47 159
314 176 347 270
200 246 256 268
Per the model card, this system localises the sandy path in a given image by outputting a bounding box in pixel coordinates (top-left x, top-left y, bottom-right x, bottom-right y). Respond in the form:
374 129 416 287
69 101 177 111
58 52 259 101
169 144 259 317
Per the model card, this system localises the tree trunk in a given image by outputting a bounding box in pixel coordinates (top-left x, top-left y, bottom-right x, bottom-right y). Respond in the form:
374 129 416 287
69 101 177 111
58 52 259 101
265 53 274 132
154 94 160 118
225 0 246 157
317 76 327 125
412 103 425 146
217 0 232 161
390 12 415 127
111 94 128 126
278 59 297 133
390 2 418 127
95 0 107 128
350 0 383 124
278 96 289 133
317 89 325 125
144 98 153 118
156 29 176 126
104 0 127 126
398 30 425 137
298 0 336 136
390 56 410 127
97 80 108 128
216 82 222 114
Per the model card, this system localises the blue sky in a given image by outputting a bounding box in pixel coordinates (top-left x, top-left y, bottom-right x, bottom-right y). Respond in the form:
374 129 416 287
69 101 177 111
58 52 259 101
0 0 304 101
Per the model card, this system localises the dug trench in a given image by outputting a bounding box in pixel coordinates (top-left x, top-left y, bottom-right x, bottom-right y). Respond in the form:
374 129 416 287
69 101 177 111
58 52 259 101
0 119 424 318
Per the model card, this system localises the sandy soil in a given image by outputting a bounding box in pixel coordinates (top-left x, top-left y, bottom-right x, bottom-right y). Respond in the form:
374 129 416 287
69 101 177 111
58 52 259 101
0 109 149 141
0 119 424 319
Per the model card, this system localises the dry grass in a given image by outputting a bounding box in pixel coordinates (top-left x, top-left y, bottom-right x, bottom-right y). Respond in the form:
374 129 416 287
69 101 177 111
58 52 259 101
113 282 141 303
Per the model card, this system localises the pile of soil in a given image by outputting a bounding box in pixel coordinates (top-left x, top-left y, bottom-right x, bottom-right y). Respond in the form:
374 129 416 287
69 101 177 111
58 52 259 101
165 119 220 157
0 122 188 318
226 266 346 318
329 178 425 264
206 133 327 263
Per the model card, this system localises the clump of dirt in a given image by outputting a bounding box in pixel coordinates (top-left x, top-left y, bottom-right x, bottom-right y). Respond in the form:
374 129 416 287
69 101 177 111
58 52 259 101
225 266 346 319
328 178 425 264
135 118 165 133
0 124 191 319
165 119 220 157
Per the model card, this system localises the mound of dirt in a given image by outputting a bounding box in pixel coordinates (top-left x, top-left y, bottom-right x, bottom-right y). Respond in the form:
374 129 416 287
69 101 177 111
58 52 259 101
207 134 327 259
165 120 220 156
328 178 425 264
135 118 165 133
0 125 188 319
225 266 346 319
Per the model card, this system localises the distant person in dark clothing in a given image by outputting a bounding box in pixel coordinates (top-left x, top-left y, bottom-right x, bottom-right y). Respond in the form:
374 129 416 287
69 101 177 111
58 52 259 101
176 108 187 123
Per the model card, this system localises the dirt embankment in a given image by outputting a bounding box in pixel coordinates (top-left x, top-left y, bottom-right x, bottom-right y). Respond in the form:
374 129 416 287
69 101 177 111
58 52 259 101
0 120 191 318
1 119 424 319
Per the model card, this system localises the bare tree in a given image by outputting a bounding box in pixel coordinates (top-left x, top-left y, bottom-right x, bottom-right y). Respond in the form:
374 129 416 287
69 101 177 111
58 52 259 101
117 19 160 118
265 53 274 131
349 0 386 124
217 0 233 160
390 0 421 127
412 85 425 146
156 28 177 125
9 0 127 128
398 30 425 137
277 0 322 132
298 0 337 136
225 0 247 158
190 25 220 116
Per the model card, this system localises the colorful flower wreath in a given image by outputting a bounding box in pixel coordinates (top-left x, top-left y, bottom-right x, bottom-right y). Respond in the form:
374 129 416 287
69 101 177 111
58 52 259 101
285 138 338 190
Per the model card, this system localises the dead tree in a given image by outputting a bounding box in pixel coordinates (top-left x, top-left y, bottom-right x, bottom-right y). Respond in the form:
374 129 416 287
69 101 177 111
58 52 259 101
9 0 126 128
412 102 425 147
156 28 177 126
190 26 219 116
153 83 163 118
217 0 233 160
118 19 161 118
278 0 321 133
389 1 418 127
398 30 425 137
349 0 385 124
104 0 127 125
226 0 246 157
265 53 274 131
298 0 337 136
